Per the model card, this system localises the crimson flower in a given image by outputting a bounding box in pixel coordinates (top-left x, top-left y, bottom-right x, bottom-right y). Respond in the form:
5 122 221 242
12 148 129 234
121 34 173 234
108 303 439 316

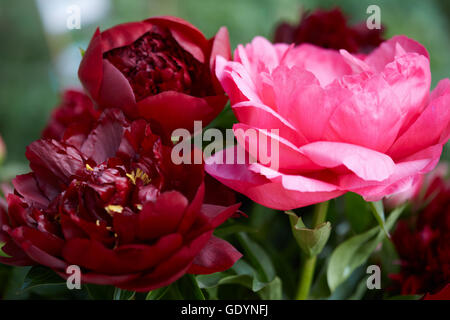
42 89 99 141
274 8 384 53
0 109 241 291
390 168 450 296
79 16 231 133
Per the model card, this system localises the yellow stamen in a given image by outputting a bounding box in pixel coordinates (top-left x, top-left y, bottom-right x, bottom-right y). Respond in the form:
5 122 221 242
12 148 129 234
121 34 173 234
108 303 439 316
126 168 151 185
95 220 100 226
86 164 94 171
105 205 124 215
136 204 143 211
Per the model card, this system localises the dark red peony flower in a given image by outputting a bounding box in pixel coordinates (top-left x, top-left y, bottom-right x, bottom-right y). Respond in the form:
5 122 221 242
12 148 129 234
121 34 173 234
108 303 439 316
274 8 384 53
423 283 450 300
0 109 241 291
42 89 99 141
78 16 231 134
390 170 450 296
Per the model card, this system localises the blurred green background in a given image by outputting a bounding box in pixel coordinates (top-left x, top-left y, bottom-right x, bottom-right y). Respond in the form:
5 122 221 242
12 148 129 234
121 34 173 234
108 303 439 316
0 0 449 300
1 0 450 175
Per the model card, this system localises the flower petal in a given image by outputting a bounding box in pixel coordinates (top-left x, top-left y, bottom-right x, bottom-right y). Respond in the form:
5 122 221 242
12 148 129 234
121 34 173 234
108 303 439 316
300 141 396 181
188 236 242 274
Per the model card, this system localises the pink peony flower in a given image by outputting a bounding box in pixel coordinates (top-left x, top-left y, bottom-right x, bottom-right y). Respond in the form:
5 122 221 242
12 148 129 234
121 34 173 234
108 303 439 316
385 163 448 209
206 36 450 210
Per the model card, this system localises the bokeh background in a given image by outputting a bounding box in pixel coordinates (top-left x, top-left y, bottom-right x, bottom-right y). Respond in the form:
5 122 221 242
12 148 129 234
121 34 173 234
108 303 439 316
0 0 449 299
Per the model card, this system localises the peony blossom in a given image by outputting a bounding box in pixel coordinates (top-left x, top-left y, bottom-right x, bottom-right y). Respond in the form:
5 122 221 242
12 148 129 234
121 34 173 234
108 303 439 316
206 36 450 210
385 163 448 209
274 8 384 53
42 89 99 141
390 168 450 296
79 16 231 134
0 109 241 291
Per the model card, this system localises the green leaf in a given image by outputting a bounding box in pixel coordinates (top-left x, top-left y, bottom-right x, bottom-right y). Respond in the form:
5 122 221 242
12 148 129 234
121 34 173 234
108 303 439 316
369 201 389 237
21 266 65 291
236 233 275 291
113 288 135 300
286 211 331 257
258 277 282 300
146 286 171 300
79 47 85 57
0 242 11 258
214 224 258 238
197 260 281 299
327 205 405 292
175 274 205 300
344 193 374 233
86 284 116 300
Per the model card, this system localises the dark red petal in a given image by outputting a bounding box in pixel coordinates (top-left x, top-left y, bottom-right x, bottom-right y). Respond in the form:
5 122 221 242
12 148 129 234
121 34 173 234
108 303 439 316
137 91 228 133
20 241 67 270
113 211 138 245
177 182 205 234
97 60 136 114
203 173 237 207
188 236 242 274
423 284 450 300
55 269 140 287
6 194 30 227
63 239 123 274
101 21 152 52
80 109 126 164
26 140 85 196
79 28 103 101
114 233 183 272
145 16 208 63
12 173 49 208
118 231 212 292
194 203 241 233
0 210 33 266
60 214 88 240
138 191 188 240
11 226 64 257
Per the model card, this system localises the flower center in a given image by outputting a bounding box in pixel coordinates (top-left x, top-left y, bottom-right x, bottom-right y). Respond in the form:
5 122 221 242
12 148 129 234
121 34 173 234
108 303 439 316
104 26 213 101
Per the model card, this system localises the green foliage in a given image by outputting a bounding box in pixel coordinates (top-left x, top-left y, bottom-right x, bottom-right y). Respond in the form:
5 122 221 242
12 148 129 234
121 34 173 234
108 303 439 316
0 242 11 258
197 260 282 300
21 266 65 291
369 201 389 237
287 211 331 257
327 205 406 292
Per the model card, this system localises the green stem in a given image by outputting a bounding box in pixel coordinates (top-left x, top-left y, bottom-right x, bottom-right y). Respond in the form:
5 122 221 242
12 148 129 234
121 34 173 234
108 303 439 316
295 201 329 300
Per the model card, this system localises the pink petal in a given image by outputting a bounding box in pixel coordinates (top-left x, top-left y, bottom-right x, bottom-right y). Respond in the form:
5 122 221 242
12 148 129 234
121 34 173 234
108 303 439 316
324 74 403 152
233 123 321 171
388 81 450 159
300 141 396 182
364 35 429 71
282 44 353 86
232 101 307 146
205 147 343 210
